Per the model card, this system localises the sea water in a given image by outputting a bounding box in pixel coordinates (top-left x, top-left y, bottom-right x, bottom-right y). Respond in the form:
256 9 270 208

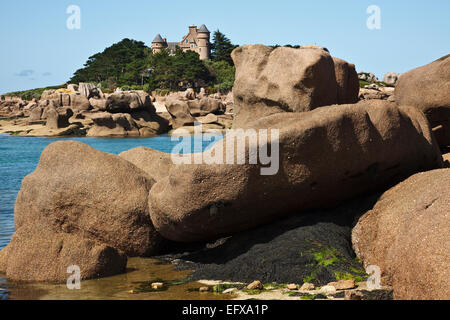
0 133 225 300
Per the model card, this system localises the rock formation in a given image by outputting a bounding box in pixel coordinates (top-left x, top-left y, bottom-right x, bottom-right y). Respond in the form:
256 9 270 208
395 54 450 151
0 224 127 282
14 141 166 258
149 101 443 242
383 72 400 86
119 147 175 182
352 169 450 300
231 45 359 128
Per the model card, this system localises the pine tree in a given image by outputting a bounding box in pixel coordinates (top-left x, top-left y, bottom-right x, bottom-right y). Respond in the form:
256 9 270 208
211 30 238 66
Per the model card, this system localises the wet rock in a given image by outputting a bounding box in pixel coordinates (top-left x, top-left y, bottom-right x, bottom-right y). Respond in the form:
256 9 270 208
345 291 363 300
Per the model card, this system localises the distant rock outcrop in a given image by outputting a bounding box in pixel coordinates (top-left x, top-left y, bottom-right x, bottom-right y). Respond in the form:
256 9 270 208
45 107 73 129
165 98 197 129
383 72 400 86
358 72 379 83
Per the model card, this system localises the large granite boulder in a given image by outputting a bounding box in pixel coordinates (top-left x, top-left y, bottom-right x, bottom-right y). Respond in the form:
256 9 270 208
66 94 91 111
165 98 197 129
395 55 450 150
79 83 103 99
130 111 169 137
352 169 450 300
333 57 359 104
105 91 152 113
187 97 225 116
28 106 43 122
0 224 127 282
41 91 91 111
149 100 443 242
86 112 140 137
231 45 357 128
45 107 73 129
119 147 175 182
86 111 168 137
14 141 166 257
89 98 107 111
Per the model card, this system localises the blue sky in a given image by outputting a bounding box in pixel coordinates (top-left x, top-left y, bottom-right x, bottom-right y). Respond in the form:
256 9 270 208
0 0 449 94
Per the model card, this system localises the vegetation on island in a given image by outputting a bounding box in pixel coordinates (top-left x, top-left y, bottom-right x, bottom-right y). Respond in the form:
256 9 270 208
5 85 66 101
68 30 238 94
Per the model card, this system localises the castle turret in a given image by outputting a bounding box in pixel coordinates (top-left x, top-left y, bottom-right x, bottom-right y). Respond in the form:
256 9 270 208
197 24 210 60
152 34 167 54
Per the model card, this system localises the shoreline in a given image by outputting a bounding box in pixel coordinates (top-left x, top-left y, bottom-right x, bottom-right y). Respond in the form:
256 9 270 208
0 256 393 301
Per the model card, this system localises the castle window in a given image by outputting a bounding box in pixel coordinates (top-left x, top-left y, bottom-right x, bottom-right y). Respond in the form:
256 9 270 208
186 39 189 44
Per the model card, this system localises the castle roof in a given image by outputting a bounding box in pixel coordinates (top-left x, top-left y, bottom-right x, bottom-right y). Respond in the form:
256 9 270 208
198 24 210 33
152 34 165 43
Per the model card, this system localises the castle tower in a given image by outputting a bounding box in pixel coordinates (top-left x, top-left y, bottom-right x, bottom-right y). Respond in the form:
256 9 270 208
152 34 167 54
197 24 211 60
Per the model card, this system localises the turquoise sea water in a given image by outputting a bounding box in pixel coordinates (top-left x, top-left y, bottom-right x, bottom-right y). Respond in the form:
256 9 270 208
0 133 223 251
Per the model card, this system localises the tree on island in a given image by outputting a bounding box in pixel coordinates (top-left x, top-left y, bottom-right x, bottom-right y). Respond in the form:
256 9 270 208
210 30 238 66
70 38 151 87
68 31 239 93
147 48 212 91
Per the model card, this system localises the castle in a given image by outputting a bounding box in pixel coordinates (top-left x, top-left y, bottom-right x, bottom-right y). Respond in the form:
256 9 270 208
152 24 211 60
